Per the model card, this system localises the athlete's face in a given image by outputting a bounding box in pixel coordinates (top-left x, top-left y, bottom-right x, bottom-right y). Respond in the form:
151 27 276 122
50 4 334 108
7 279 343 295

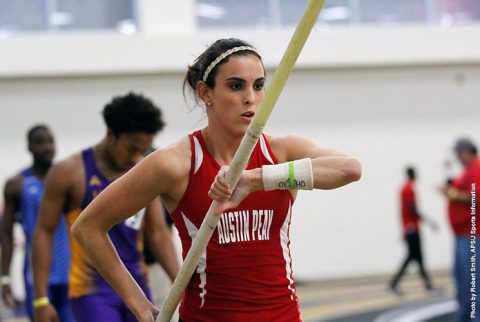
29 128 55 166
206 54 265 137
107 131 154 171
456 149 473 166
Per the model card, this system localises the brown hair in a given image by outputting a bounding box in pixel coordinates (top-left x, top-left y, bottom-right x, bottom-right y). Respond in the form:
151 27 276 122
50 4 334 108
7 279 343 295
183 38 263 108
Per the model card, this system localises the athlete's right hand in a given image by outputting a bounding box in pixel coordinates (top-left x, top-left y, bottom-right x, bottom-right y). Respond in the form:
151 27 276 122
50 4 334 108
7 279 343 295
135 304 160 322
34 304 60 322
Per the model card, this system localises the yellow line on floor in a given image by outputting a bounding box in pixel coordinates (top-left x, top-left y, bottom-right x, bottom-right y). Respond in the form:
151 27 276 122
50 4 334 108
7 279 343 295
297 274 452 301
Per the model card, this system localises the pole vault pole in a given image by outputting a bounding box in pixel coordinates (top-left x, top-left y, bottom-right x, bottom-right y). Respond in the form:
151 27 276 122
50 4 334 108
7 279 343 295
159 0 325 320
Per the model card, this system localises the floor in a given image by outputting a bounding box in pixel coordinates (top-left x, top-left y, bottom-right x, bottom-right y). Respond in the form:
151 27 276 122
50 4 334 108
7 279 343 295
0 269 455 322
297 270 455 322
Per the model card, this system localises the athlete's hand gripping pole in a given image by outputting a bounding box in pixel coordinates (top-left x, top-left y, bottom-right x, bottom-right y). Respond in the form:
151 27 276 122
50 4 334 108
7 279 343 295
158 1 325 320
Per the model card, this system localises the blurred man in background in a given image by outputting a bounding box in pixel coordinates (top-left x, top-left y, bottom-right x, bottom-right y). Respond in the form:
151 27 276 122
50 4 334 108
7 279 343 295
31 93 178 322
1 125 73 322
390 166 435 294
441 138 480 322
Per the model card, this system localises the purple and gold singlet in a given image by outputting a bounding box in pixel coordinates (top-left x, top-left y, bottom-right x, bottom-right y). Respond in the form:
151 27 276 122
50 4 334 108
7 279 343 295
67 148 150 322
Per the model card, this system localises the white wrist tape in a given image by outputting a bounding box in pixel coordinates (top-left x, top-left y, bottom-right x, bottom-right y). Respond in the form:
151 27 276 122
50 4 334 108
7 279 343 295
262 158 314 191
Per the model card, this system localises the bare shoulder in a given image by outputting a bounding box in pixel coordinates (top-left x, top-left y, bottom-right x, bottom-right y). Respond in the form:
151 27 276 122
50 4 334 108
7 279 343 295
46 153 84 189
4 172 23 198
149 136 191 180
141 136 191 207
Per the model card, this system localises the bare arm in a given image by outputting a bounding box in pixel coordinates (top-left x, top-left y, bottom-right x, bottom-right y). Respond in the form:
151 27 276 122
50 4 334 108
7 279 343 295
1 176 22 308
32 162 72 322
71 146 188 321
209 135 361 213
144 198 179 282
440 185 474 204
272 135 361 189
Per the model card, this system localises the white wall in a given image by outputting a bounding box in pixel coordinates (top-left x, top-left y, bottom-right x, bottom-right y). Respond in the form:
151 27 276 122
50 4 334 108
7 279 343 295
1 25 479 280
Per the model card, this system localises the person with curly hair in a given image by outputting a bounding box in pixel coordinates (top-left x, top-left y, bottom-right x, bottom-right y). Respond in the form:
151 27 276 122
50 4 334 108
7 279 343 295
32 93 179 322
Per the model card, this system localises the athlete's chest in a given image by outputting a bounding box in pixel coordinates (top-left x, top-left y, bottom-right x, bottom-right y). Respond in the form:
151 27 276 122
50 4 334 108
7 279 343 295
66 171 109 212
22 182 42 201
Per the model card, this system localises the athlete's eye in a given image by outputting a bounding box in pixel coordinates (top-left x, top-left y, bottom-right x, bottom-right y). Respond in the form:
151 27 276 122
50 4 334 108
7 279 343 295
228 82 242 90
254 81 264 91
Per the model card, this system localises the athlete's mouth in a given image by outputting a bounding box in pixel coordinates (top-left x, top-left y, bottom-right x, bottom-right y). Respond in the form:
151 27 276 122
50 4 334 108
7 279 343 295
242 111 255 118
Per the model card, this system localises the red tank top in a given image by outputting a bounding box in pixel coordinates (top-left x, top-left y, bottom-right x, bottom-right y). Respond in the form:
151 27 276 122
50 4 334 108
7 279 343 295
448 158 480 236
171 130 301 322
400 180 419 235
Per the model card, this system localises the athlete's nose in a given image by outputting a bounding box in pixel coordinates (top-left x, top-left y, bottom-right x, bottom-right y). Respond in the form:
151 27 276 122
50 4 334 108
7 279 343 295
244 88 255 105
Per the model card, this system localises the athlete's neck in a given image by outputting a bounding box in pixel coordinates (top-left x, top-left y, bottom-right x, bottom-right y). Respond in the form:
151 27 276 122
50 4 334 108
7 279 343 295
93 140 124 181
202 127 243 166
30 161 51 180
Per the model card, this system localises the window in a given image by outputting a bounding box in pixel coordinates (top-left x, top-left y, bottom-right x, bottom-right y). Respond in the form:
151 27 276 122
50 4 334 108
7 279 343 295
0 0 47 34
196 0 270 28
359 0 427 24
436 0 480 25
196 0 480 29
1 0 479 36
0 0 136 35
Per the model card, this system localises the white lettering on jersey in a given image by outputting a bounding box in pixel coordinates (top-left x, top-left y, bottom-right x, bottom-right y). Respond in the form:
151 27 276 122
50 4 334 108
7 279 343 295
217 210 273 245
124 208 145 231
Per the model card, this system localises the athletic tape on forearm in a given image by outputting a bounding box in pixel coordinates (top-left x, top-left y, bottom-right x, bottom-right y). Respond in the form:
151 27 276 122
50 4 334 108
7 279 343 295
262 158 314 190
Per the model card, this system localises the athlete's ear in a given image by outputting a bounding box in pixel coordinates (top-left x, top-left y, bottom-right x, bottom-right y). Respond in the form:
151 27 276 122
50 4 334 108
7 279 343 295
196 81 213 106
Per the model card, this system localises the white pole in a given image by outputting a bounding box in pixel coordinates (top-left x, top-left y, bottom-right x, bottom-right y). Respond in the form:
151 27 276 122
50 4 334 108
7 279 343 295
158 1 325 320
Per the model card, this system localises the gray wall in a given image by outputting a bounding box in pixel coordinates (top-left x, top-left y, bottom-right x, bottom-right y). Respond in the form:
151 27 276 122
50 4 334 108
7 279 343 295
2 63 478 279
1 26 479 280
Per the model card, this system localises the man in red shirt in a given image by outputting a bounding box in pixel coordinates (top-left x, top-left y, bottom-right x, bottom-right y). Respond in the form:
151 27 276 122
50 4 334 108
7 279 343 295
441 138 480 322
390 167 434 293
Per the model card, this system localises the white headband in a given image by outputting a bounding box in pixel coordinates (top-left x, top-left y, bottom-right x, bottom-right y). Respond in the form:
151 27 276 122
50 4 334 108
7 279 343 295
202 46 258 83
